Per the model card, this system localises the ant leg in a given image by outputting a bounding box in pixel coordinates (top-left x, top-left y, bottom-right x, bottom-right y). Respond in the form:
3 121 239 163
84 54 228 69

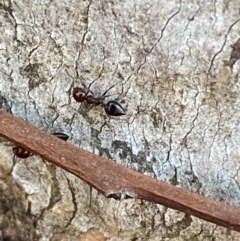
78 102 91 114
77 76 95 96
89 186 92 208
85 79 98 96
78 75 88 89
9 154 16 174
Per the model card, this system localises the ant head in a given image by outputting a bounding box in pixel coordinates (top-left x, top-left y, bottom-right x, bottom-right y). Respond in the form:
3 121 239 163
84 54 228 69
73 87 86 102
104 100 126 116
13 146 32 159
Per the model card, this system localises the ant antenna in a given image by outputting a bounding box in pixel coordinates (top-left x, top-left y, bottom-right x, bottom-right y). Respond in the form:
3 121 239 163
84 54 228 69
101 84 116 97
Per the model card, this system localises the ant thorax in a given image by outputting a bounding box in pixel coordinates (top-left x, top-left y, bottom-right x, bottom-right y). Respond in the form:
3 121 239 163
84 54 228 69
86 95 104 105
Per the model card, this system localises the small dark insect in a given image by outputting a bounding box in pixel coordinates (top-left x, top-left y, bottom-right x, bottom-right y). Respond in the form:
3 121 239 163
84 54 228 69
13 132 69 158
73 82 126 116
12 146 33 159
52 132 69 141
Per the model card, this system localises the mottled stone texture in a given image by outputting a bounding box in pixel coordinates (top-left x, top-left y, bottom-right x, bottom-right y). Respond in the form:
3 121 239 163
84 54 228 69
0 0 240 240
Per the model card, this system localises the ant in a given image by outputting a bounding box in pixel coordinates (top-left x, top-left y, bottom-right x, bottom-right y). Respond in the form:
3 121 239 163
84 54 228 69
12 146 33 159
52 132 69 141
13 132 69 158
72 81 126 116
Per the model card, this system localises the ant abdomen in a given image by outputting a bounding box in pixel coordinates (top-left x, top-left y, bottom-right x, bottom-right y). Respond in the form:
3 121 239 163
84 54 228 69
104 101 126 116
52 132 69 141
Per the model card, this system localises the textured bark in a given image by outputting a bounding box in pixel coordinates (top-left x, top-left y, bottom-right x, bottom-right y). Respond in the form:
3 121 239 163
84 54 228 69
0 0 240 240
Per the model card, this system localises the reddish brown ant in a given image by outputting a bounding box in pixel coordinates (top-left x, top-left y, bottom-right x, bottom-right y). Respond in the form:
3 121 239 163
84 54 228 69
13 132 69 158
73 81 126 116
13 146 33 159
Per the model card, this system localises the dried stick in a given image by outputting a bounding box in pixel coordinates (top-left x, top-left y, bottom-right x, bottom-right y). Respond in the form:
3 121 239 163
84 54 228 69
0 109 240 232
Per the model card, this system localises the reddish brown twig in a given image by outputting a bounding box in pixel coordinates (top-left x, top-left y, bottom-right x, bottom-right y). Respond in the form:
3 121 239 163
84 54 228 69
0 109 240 232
